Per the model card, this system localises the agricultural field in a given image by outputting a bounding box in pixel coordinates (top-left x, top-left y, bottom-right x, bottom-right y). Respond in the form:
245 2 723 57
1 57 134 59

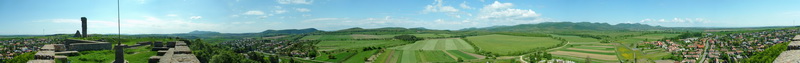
376 38 481 63
410 34 453 38
350 34 396 39
343 50 379 63
466 34 563 55
618 33 681 44
389 38 475 51
315 52 358 62
552 35 600 43
549 44 620 62
315 40 408 51
300 35 353 40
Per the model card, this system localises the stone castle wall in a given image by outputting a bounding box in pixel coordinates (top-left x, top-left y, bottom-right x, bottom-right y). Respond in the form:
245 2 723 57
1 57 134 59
65 39 112 51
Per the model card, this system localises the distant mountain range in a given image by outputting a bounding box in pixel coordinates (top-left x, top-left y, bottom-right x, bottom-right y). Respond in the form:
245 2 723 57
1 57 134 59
460 22 667 32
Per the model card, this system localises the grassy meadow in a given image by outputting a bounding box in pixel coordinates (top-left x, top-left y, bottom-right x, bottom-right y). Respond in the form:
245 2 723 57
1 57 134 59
466 34 563 55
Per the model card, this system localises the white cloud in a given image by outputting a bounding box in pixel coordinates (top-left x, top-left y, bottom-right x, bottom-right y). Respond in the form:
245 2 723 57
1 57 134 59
423 0 459 13
243 10 265 15
476 1 541 22
189 16 202 19
459 1 473 9
639 18 710 23
277 0 313 4
274 10 287 14
296 8 311 12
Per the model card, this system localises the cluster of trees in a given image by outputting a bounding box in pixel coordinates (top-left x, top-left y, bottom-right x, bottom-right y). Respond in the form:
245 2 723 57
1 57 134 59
188 39 271 63
526 51 553 62
393 35 422 42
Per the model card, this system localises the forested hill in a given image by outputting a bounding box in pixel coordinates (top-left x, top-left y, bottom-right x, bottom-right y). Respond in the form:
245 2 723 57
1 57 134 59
260 28 321 34
460 22 667 32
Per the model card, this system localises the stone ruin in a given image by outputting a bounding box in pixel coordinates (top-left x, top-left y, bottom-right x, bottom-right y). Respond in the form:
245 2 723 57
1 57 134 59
64 39 112 51
773 35 800 63
149 41 200 63
27 39 113 63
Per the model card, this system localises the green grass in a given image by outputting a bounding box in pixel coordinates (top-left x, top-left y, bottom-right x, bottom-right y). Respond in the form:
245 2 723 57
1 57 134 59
398 50 418 63
300 35 353 40
67 45 158 63
389 38 475 51
374 50 395 63
68 50 115 63
124 46 157 63
618 33 680 44
552 35 600 43
551 55 615 63
418 51 456 62
558 49 616 55
466 34 563 55
573 46 615 50
343 50 379 63
315 52 357 62
350 34 397 39
410 34 442 38
445 50 477 59
315 40 408 51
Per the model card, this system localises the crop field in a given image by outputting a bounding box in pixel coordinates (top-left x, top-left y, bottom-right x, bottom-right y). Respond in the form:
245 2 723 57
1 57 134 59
375 38 480 63
300 35 353 40
315 52 358 62
350 34 396 39
618 33 681 44
315 40 408 51
550 44 619 62
343 50 379 63
466 34 563 55
389 38 475 51
552 35 600 43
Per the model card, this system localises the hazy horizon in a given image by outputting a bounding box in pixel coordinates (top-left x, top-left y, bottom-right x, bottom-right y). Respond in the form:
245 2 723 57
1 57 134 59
2 0 800 35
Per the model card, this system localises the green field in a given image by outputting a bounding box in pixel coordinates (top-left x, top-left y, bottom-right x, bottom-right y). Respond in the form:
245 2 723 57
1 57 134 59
343 50 379 63
618 33 680 44
350 34 397 39
300 35 353 40
552 35 600 43
466 34 563 55
315 40 408 51
389 38 475 51
376 38 480 63
446 50 478 59
315 52 357 62
67 46 156 63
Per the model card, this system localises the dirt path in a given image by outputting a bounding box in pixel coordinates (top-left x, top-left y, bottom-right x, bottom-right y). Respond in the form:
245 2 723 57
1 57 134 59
547 41 571 51
441 50 459 61
384 50 396 63
519 55 528 63
459 50 486 59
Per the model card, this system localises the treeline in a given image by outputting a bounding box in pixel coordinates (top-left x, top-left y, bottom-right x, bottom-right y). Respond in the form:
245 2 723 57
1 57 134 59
187 39 274 63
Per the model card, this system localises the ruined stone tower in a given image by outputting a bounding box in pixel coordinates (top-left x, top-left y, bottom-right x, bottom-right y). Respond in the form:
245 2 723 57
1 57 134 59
74 30 81 37
81 17 87 37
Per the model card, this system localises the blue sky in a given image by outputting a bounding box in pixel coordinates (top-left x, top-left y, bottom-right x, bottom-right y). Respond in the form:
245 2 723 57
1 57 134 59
1 0 800 35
